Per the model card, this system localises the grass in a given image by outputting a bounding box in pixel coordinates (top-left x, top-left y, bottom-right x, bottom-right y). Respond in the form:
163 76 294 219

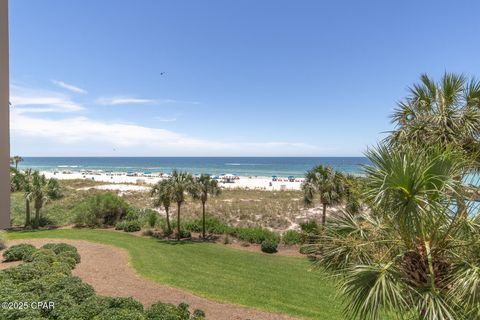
6 228 343 319
10 180 105 226
11 179 309 231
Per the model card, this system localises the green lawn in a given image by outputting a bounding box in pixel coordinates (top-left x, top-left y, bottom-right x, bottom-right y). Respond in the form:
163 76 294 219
6 229 343 319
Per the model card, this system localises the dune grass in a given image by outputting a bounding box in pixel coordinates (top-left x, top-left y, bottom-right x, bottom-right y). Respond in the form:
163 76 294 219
6 228 343 319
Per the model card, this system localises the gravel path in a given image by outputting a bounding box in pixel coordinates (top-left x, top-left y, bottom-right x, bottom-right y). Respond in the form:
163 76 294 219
1 239 297 320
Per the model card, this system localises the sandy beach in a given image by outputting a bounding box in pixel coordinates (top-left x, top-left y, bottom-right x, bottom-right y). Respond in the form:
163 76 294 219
41 171 304 191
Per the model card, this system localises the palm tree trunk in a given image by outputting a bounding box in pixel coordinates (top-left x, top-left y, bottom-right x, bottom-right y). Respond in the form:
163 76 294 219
165 206 171 232
177 202 181 240
25 199 30 227
202 201 206 239
322 203 327 226
15 161 18 170
34 207 40 229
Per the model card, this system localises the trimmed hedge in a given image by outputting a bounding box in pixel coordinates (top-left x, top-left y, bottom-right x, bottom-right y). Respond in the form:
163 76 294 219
0 242 206 319
2 243 37 262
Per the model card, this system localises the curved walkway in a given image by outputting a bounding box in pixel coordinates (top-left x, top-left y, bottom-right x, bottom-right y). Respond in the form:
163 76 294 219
2 239 296 320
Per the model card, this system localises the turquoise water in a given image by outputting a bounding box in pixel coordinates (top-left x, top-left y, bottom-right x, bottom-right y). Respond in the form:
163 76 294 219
19 157 369 177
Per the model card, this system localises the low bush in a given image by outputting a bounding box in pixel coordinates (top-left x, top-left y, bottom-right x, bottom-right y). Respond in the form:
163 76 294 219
178 230 192 239
93 308 145 320
125 208 140 221
143 209 159 228
58 250 81 264
282 230 303 245
146 302 205 320
73 193 130 227
2 243 37 261
24 248 57 264
123 220 141 232
184 216 233 235
0 242 206 319
116 220 141 232
261 239 278 253
300 220 320 234
233 227 280 244
41 242 78 255
115 221 127 230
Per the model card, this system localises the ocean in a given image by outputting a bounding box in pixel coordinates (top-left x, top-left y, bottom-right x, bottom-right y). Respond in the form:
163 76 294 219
18 157 370 177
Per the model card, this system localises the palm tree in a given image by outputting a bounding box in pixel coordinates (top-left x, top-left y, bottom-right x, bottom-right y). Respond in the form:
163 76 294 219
169 170 194 240
30 171 48 228
151 179 174 233
10 167 24 192
389 73 480 160
192 174 221 239
302 165 345 226
22 169 33 227
46 178 62 199
313 145 480 319
11 155 24 170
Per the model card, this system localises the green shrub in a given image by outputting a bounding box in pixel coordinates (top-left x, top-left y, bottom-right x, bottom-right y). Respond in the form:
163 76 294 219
93 308 145 320
192 309 206 319
58 296 109 320
261 239 278 253
115 221 127 230
184 216 232 235
3 243 37 262
146 302 202 320
178 230 191 239
103 296 144 312
41 243 78 255
142 209 159 228
51 276 95 302
73 193 130 227
300 220 320 234
184 220 201 232
125 208 140 221
282 230 303 245
58 250 81 264
116 220 141 232
233 227 280 244
123 220 142 232
0 243 202 320
24 248 57 263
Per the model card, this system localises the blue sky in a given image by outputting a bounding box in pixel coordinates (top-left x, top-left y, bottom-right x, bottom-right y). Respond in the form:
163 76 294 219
9 0 480 156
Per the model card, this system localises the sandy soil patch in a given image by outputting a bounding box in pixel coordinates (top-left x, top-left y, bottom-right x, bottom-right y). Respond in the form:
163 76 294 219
1 239 296 320
78 184 150 192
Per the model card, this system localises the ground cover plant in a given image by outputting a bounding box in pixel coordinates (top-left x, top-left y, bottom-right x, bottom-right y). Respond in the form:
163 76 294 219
6 228 343 319
0 241 205 320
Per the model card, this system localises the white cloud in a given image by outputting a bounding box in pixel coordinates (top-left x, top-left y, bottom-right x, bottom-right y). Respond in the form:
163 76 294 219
51 80 87 94
10 85 84 112
10 111 321 156
96 97 157 105
96 96 200 106
154 117 177 122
